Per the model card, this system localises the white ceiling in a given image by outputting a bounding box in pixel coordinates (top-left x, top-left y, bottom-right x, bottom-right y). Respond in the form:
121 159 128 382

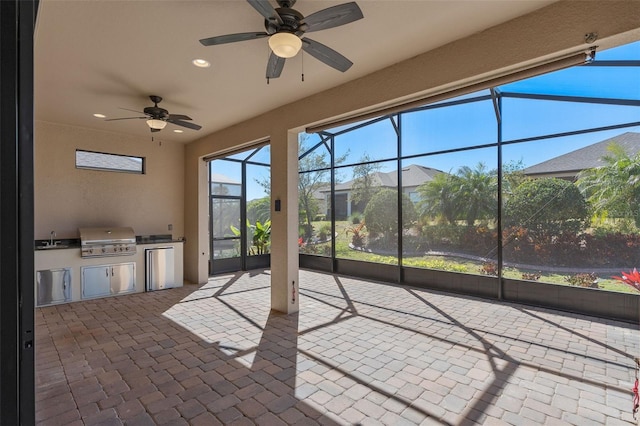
34 0 557 144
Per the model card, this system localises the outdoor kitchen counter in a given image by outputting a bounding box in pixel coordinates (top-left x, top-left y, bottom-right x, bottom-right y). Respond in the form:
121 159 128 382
34 240 184 305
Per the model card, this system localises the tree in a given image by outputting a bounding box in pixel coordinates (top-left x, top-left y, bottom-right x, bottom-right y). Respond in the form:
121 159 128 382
350 154 382 212
247 196 271 224
456 162 498 226
297 134 348 238
256 134 348 239
502 158 529 194
503 178 590 240
417 171 461 225
364 189 416 245
576 142 640 227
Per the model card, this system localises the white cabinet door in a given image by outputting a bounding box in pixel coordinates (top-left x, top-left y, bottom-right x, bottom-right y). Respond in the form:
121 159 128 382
82 262 135 299
81 265 111 299
110 263 135 294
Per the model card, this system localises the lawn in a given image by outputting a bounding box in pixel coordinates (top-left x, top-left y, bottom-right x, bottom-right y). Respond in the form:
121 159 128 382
301 220 639 294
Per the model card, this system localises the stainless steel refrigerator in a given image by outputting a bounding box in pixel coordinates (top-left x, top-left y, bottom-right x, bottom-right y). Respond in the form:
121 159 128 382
145 247 175 291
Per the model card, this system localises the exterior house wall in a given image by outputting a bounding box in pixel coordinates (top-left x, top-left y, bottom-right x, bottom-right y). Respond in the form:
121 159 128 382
35 121 185 241
184 1 640 284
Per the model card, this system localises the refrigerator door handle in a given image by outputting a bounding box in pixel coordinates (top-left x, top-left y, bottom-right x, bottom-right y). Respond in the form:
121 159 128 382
146 250 152 291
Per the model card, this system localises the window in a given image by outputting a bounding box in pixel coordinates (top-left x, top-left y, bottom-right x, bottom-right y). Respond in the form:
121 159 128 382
75 150 145 174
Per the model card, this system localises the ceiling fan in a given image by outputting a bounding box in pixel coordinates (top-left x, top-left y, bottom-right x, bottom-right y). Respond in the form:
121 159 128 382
105 95 202 132
199 0 363 80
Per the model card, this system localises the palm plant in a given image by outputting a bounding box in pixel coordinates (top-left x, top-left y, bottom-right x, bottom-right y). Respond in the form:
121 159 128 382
576 143 640 227
416 172 461 225
456 162 498 226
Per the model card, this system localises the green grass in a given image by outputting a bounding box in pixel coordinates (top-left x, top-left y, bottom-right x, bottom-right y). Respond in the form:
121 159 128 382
303 220 639 295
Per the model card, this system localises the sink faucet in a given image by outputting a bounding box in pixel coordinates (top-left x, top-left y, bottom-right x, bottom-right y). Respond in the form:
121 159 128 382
50 231 56 246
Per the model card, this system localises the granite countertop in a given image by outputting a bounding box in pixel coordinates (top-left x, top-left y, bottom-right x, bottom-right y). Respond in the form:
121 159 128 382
35 234 184 250
136 235 185 244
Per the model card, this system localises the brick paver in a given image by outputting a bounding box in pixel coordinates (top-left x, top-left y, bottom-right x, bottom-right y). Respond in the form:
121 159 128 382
35 269 639 424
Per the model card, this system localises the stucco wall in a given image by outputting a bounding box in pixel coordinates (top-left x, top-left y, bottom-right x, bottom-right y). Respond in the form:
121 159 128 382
184 1 640 284
35 121 185 240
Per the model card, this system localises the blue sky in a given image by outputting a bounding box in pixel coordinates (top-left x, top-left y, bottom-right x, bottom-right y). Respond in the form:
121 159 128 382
213 40 640 200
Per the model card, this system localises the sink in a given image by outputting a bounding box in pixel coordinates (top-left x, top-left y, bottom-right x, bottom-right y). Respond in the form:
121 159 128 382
39 243 69 249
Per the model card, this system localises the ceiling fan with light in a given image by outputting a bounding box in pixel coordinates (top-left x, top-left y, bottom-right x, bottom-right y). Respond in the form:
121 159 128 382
105 95 202 132
199 0 363 80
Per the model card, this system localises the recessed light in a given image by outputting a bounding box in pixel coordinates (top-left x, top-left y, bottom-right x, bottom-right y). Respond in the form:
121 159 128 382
192 59 210 68
173 129 184 133
93 113 106 118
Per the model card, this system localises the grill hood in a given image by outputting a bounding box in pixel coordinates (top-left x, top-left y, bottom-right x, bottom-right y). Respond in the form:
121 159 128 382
79 227 136 257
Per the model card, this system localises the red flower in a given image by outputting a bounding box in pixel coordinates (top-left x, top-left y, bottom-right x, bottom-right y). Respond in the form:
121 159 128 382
612 268 640 292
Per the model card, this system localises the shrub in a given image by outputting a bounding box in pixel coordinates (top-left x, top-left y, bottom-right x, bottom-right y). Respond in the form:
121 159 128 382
479 262 498 276
503 178 590 242
521 272 541 281
565 272 599 288
364 189 416 243
349 212 363 224
317 223 331 241
299 224 314 240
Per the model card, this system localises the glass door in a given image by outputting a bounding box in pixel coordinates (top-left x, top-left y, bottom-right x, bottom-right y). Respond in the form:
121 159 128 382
210 159 243 274
208 146 271 275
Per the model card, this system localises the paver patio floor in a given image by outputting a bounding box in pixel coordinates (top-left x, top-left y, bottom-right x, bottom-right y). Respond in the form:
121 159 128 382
36 269 639 425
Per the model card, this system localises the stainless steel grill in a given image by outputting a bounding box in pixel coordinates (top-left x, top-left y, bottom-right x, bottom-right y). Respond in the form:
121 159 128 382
79 227 137 258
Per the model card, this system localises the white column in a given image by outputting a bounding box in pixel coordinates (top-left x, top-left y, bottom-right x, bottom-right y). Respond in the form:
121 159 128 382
270 130 299 313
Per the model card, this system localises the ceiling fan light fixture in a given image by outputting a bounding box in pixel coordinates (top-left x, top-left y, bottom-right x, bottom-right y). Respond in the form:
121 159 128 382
146 119 167 130
269 32 302 58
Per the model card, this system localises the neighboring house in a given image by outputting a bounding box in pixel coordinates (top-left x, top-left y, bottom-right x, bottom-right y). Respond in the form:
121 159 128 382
210 172 242 196
524 132 640 180
320 164 444 220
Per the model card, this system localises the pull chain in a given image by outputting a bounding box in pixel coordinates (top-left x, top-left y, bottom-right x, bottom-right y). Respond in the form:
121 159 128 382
301 50 304 82
266 45 271 85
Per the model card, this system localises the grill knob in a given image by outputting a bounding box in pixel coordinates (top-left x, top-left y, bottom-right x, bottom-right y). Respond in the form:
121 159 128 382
101 248 106 253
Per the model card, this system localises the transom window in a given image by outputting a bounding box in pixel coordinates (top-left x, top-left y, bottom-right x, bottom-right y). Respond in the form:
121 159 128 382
75 150 145 174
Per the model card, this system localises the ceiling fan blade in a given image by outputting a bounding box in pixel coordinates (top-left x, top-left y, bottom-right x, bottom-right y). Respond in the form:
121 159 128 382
168 119 202 131
150 128 162 133
104 116 147 121
303 2 363 33
118 107 147 114
168 114 192 121
247 0 282 25
302 38 353 72
266 52 285 79
200 32 268 46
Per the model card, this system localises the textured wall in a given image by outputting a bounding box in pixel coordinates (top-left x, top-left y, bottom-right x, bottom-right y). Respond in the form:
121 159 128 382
35 121 185 240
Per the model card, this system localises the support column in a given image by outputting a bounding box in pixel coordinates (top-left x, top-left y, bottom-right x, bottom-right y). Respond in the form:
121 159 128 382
270 131 299 313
